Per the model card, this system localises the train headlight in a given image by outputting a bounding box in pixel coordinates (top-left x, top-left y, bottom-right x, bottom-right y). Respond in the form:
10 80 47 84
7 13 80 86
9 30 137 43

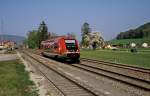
59 47 61 51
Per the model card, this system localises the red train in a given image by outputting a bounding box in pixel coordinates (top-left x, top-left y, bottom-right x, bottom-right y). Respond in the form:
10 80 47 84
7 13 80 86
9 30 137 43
40 36 80 61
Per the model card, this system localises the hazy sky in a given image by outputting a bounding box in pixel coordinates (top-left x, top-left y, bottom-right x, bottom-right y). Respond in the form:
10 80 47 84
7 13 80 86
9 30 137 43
0 0 150 40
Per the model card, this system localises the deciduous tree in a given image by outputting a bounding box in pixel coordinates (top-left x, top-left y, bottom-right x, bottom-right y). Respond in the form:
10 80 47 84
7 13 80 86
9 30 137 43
27 30 38 48
81 22 91 47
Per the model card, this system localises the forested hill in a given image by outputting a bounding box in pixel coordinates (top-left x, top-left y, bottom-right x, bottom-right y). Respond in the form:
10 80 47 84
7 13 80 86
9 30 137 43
116 22 150 39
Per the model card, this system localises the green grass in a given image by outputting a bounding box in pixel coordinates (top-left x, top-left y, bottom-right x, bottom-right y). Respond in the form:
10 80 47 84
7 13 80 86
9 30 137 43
81 49 150 68
0 60 38 96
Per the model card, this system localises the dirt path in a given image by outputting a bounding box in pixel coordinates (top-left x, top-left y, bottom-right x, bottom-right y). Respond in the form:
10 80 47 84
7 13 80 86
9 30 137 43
0 54 18 61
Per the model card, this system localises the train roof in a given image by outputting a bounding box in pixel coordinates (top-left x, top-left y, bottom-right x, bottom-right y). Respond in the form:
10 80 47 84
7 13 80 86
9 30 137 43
52 35 74 39
43 36 75 42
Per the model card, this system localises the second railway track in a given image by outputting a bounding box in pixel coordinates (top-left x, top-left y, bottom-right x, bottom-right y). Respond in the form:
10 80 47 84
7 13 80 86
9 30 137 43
81 58 150 82
21 51 104 96
22 50 150 96
71 60 150 91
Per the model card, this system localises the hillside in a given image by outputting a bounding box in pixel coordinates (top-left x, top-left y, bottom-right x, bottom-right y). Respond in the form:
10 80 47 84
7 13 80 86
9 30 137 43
110 38 150 45
0 34 25 44
117 22 150 39
110 22 150 45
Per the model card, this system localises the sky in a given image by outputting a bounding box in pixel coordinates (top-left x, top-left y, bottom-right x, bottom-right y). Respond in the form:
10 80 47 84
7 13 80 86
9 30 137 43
0 0 150 40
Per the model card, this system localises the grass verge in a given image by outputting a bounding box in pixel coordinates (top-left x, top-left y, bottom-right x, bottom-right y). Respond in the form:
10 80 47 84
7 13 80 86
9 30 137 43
0 60 38 96
81 49 150 68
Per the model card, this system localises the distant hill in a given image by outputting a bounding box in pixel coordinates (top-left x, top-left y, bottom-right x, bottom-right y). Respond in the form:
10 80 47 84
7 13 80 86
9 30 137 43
116 22 150 39
110 22 150 45
0 34 26 44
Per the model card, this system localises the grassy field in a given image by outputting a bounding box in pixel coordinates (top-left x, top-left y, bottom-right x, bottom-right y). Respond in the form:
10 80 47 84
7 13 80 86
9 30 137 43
0 60 38 96
81 49 150 68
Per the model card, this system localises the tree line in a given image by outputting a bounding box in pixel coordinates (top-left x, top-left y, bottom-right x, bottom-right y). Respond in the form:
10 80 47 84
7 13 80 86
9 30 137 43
116 22 150 39
27 21 55 48
26 21 76 49
26 21 104 49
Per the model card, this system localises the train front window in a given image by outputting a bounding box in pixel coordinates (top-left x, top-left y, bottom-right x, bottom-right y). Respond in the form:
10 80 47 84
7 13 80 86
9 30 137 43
65 40 77 51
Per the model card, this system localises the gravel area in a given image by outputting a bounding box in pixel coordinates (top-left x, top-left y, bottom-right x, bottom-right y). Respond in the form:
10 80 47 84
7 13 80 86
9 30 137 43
0 50 6 54
17 52 57 96
35 54 150 96
81 60 150 82
22 51 96 96
23 51 150 96
77 61 150 90
0 54 18 61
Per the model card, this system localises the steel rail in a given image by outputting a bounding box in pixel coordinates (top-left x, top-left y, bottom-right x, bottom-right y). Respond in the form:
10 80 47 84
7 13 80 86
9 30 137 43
81 58 150 73
22 50 103 96
21 51 66 96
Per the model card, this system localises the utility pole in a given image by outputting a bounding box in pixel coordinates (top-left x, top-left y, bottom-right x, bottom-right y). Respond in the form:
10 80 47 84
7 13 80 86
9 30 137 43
0 19 4 41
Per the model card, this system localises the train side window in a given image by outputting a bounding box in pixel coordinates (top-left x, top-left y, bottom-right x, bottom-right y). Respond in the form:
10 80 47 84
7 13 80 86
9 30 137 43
54 43 58 49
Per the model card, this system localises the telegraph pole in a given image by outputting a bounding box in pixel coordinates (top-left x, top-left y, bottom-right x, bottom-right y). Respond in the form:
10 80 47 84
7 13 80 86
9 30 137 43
0 19 4 41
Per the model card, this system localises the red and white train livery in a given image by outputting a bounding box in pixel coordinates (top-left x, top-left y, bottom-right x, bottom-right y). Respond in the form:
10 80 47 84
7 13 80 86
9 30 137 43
40 36 80 61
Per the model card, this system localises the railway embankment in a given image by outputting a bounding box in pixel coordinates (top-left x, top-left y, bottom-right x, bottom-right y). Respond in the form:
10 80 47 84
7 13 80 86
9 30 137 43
18 51 55 96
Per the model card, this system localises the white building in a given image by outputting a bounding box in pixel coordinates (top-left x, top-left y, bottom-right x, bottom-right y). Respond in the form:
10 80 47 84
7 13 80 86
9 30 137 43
142 43 148 48
130 42 136 47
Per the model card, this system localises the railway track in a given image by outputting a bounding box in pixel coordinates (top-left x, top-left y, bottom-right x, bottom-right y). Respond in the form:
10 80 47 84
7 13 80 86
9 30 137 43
20 52 65 96
81 58 150 74
21 51 104 96
75 58 150 90
22 50 150 96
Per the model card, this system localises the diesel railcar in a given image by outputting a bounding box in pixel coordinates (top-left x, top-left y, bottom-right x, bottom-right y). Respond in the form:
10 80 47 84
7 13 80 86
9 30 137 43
40 36 80 61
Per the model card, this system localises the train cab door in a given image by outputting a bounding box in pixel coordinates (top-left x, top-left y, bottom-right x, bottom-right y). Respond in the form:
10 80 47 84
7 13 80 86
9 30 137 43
54 42 59 53
59 38 66 55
